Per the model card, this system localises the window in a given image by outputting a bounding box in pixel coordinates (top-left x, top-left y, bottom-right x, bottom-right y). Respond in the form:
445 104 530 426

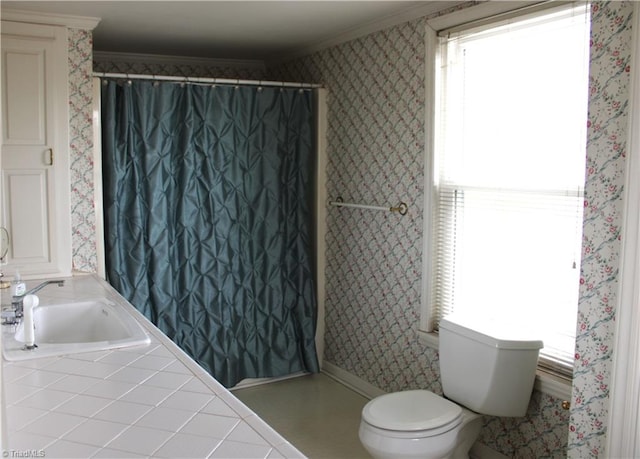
423 3 591 377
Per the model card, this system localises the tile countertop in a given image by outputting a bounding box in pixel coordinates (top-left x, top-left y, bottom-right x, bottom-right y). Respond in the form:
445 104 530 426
1 274 306 459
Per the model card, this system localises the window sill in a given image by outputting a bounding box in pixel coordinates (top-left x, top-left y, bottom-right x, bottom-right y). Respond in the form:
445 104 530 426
417 330 572 401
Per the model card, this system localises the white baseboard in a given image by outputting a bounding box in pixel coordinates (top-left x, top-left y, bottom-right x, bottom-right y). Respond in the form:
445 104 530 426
320 361 386 399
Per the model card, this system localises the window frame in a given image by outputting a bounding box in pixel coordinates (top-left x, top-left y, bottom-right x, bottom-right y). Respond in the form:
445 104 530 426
419 1 588 399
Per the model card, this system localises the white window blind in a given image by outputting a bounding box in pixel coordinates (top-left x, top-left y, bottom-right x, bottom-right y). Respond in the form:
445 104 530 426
429 3 591 375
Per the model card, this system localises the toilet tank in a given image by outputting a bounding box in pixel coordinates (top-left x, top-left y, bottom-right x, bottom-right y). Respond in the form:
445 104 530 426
439 314 543 417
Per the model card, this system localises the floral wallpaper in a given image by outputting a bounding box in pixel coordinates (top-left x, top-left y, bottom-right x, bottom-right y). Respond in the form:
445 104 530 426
569 2 633 457
272 19 433 394
62 0 633 457
68 29 97 273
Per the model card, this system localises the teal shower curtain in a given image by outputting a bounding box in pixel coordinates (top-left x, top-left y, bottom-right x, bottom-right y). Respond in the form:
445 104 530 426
101 80 319 387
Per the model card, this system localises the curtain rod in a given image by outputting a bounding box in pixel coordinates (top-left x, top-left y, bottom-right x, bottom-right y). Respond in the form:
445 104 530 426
93 72 322 89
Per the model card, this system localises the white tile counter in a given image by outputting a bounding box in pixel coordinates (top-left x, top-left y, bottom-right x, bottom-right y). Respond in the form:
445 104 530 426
1 274 306 458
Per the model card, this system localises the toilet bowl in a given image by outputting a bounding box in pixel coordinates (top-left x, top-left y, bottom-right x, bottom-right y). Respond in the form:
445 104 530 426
359 390 482 459
358 314 543 459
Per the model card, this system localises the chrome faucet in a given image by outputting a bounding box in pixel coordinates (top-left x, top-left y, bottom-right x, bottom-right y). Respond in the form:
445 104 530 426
12 280 65 318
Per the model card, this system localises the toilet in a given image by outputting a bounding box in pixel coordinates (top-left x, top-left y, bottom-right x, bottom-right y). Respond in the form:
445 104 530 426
359 314 543 459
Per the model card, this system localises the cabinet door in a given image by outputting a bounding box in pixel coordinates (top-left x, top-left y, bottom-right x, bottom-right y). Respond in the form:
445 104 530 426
1 21 71 278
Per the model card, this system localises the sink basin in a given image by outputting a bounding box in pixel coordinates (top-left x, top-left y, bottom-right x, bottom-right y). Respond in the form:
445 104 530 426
2 298 150 361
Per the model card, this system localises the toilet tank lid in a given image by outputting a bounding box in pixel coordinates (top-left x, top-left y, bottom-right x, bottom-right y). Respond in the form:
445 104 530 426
440 314 544 350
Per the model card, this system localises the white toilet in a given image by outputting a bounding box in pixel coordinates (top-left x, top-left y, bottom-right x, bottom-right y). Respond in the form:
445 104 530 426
359 314 543 459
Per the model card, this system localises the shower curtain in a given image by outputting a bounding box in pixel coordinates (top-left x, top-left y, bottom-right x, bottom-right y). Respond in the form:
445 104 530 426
101 79 319 387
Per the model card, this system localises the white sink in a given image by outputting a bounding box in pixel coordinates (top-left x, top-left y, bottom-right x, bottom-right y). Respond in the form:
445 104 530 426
2 298 150 361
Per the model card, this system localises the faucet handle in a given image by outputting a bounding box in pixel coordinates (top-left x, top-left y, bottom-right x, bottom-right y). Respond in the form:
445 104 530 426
22 294 39 349
1 308 17 325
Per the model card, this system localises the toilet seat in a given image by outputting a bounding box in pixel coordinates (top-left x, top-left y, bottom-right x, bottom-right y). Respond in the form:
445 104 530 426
362 390 463 436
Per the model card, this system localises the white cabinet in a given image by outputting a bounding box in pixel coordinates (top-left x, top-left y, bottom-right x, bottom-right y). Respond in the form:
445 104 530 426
1 20 72 278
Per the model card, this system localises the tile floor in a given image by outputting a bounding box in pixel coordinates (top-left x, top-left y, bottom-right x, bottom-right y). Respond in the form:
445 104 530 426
233 373 372 459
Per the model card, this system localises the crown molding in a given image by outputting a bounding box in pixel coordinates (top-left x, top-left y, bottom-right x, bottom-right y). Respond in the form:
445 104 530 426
93 51 265 71
1 8 100 30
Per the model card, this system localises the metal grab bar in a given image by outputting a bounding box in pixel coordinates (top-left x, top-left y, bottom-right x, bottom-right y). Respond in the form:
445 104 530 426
328 196 408 216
